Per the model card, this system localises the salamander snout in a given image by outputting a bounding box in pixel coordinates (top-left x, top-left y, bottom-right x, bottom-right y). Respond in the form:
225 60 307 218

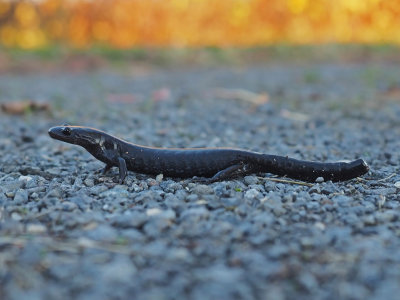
353 158 369 173
48 127 57 139
48 126 75 143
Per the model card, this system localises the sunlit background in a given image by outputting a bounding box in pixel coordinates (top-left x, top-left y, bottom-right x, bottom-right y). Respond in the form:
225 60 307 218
0 0 399 49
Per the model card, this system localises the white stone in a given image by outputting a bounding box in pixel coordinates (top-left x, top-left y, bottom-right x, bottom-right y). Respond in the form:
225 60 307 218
26 223 47 234
146 208 162 216
19 175 33 182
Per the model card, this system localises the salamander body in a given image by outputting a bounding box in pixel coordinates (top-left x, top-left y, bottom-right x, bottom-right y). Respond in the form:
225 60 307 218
48 125 369 183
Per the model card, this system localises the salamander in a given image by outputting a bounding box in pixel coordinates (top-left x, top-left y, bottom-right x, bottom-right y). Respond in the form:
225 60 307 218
48 125 369 183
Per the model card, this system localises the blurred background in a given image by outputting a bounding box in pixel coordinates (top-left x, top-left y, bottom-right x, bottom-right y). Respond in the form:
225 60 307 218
0 0 399 50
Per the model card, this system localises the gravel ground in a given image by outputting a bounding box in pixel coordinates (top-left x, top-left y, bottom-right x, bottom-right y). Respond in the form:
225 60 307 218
0 62 400 300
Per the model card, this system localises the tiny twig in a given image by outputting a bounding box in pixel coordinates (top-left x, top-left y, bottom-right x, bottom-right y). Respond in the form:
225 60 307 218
356 173 396 183
257 176 314 187
376 173 396 182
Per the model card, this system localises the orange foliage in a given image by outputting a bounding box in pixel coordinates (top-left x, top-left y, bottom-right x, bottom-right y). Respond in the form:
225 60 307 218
0 0 399 49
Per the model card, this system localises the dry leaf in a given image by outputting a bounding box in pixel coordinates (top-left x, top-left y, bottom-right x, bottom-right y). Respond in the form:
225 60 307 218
152 87 171 102
211 88 269 105
383 85 400 99
280 109 310 122
1 100 50 115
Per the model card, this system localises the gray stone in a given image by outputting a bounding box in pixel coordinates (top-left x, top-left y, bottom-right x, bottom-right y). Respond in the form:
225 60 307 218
100 255 137 283
221 197 241 207
363 215 376 226
11 212 23 221
192 184 214 195
332 195 353 206
309 184 321 194
186 194 199 202
26 223 47 234
84 178 95 187
143 218 172 237
2 180 25 193
244 189 262 200
244 176 259 185
13 189 28 204
297 272 318 292
111 212 147 228
267 244 289 259
88 184 108 195
375 211 397 223
85 224 118 242
180 207 209 221
46 187 63 198
61 201 78 212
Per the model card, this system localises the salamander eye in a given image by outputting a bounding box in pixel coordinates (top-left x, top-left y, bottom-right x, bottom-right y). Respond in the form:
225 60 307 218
62 127 72 136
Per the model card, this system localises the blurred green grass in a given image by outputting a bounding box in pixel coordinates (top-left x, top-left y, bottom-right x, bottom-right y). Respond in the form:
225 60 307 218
1 44 400 71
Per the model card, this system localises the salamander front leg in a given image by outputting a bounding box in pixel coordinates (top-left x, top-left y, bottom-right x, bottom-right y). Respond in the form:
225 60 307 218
117 157 128 183
101 164 113 175
94 163 112 175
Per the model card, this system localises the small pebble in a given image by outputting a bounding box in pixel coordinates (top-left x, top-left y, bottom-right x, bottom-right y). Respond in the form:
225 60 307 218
244 176 259 185
62 201 78 212
11 212 22 221
84 178 95 187
26 223 47 234
244 189 261 200
363 215 376 226
309 184 321 194
156 174 163 182
192 184 214 195
14 189 28 204
18 175 33 182
146 208 162 216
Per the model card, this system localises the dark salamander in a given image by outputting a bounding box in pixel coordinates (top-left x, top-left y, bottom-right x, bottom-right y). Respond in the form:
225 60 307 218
48 125 369 183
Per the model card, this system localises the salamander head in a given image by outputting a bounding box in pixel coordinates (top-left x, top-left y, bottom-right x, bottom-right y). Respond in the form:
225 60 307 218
48 125 104 148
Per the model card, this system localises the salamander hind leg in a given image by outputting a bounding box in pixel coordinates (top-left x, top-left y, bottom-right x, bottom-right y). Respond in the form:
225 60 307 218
208 163 254 183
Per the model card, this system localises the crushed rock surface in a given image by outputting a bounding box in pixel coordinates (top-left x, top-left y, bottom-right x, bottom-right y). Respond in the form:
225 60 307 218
0 63 400 300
